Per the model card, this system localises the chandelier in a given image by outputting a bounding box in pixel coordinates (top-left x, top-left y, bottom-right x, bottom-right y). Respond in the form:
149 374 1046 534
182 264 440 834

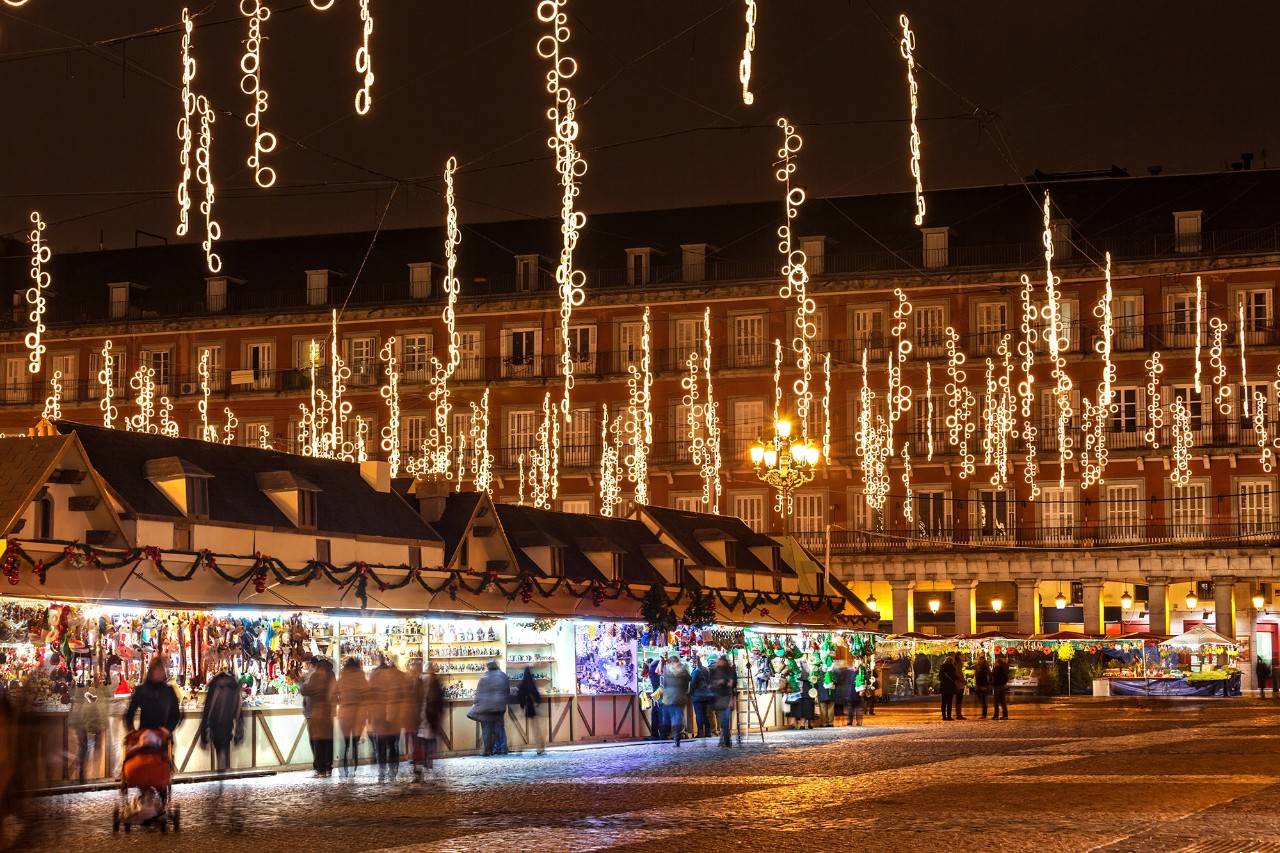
748 416 821 525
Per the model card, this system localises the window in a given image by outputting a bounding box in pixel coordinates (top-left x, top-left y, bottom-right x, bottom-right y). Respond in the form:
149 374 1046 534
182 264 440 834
849 492 884 532
913 491 950 537
507 409 538 464
1054 299 1078 353
626 249 652 285
4 358 27 403
299 491 318 529
1040 486 1075 542
1111 388 1139 433
800 236 826 274
975 303 1008 351
456 330 482 380
196 344 224 391
852 308 884 356
560 498 592 515
1105 484 1142 542
794 493 826 534
1240 289 1273 343
1167 292 1199 347
731 314 766 367
516 255 539 292
109 283 131 318
1170 482 1207 539
401 415 428 455
187 477 210 517
970 489 1011 539
1173 210 1202 253
241 420 272 448
673 494 703 512
732 399 766 457
911 393 945 449
51 353 76 402
563 326 595 369
1239 482 1275 536
619 321 644 372
673 318 703 364
921 227 948 268
139 349 172 394
409 263 434 299
206 277 228 312
246 342 274 390
1241 382 1271 428
34 494 53 539
564 407 593 467
731 493 766 533
306 270 330 305
1116 294 1144 350
345 336 377 385
401 333 431 383
681 243 709 282
315 538 330 562
914 305 945 355
1171 386 1204 432
504 329 539 377
1049 219 1072 258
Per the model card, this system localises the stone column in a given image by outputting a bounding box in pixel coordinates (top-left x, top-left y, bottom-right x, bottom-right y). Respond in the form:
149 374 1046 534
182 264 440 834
1015 579 1041 635
1236 580 1258 693
953 578 978 635
891 581 915 634
1146 577 1170 634
1081 578 1106 635
1214 576 1236 639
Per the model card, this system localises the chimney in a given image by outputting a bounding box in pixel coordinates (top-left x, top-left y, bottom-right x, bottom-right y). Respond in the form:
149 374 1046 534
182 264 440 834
414 477 450 524
360 459 390 493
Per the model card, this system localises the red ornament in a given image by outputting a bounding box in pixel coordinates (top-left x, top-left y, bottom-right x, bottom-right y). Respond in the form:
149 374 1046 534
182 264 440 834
2 553 20 585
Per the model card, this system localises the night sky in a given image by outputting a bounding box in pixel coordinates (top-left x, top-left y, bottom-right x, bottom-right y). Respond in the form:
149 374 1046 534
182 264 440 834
2 1 1277 253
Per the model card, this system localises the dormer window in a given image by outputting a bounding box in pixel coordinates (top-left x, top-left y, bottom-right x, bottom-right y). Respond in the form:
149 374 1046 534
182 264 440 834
306 269 332 306
799 235 827 274
1173 210 1203 253
144 457 213 518
108 281 143 319
680 243 711 282
1049 219 1073 259
408 262 437 299
257 470 322 529
921 227 949 269
625 248 653 285
516 255 540 292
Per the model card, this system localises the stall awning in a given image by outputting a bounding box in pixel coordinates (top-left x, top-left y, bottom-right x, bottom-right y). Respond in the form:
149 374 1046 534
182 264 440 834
1161 624 1239 649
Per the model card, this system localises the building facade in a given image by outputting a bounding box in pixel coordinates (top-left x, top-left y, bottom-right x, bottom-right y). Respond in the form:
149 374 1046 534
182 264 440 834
4 167 1280 671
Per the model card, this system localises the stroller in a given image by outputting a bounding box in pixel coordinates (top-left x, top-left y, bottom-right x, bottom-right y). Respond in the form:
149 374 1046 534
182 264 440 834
112 728 181 833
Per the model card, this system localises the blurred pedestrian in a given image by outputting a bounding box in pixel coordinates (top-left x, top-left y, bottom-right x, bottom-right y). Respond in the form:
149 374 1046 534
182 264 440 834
336 657 367 776
197 665 243 774
470 660 509 757
868 660 883 715
367 657 404 780
660 656 690 746
842 662 864 727
710 655 737 747
974 654 992 720
68 676 110 783
413 663 444 779
788 662 817 730
516 666 545 754
1257 657 1271 698
937 654 957 721
125 657 181 733
688 656 713 738
992 655 1011 720
952 654 969 720
913 653 931 695
301 657 337 777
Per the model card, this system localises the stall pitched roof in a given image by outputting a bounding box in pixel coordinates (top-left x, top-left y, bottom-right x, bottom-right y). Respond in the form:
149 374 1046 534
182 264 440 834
54 421 440 543
639 505 791 577
0 434 73 535
494 504 666 585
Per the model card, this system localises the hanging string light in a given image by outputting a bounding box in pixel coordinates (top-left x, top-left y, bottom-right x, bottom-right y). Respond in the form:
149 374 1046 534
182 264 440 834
425 158 463 479
240 0 277 188
822 352 832 464
469 388 493 494
925 361 935 462
1041 192 1073 488
901 442 914 526
354 0 374 115
195 94 221 273
518 453 527 506
97 341 117 430
772 337 783 426
702 306 723 513
538 0 588 428
624 307 652 506
943 327 975 477
222 407 239 445
1210 316 1231 416
257 423 272 449
1145 351 1164 449
197 348 216 442
887 287 913 452
898 13 925 225
775 117 815 435
25 211 50 375
327 310 354 461
738 0 757 105
41 370 62 422
159 396 179 438
127 364 157 434
1169 396 1192 487
308 0 333 8
298 339 322 457
1085 253 1115 489
176 8 196 237
529 391 557 509
379 336 401 476
453 432 466 490
1193 276 1203 394
1239 296 1251 418
598 403 623 517
856 349 891 514
1255 390 1273 473
682 349 703 477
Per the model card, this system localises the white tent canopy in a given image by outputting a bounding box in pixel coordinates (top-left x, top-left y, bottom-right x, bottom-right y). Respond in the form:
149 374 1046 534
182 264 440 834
1160 624 1239 650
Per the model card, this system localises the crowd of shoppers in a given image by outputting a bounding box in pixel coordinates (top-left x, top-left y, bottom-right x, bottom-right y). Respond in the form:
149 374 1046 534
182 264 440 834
643 652 739 746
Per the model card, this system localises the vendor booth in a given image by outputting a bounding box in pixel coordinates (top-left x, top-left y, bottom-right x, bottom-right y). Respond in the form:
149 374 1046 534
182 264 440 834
1093 625 1243 697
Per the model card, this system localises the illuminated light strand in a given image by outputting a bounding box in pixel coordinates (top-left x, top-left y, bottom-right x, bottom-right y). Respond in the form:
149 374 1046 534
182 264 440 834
98 341 117 430
1169 395 1192 487
195 94 222 273
925 361 935 462
308 0 333 8
240 0 277 188
222 407 239 445
738 0 757 105
425 158 463 479
354 0 374 115
1144 351 1164 449
775 117 815 435
528 392 557 509
772 337 783 425
887 287 914 455
990 335 1016 490
298 339 322 457
159 397 179 437
1209 316 1231 416
357 416 371 464
598 404 623 517
453 432 466 490
1016 273 1038 420
257 423 272 449
855 349 891 514
1255 390 1273 473
1239 297 1251 418
1079 397 1099 488
517 454 526 506
1042 191 1073 489
822 352 832 464
943 327 975 478
701 307 722 513
898 13 925 225
1089 253 1116 488
41 370 62 422
538 0 588 428
1193 276 1203 394
469 388 493 494
624 307 653 506
379 337 401 476
127 364 157 434
25 211 50 374
176 8 196 237
901 442 914 526
199 345 217 439
682 349 703 484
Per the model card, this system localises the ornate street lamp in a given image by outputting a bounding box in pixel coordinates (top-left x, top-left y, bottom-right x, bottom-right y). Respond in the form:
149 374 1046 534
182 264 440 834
749 416 822 530
990 596 1003 613
1120 587 1134 610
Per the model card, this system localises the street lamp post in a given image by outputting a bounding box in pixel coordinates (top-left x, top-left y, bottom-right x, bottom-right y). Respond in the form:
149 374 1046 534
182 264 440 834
748 416 822 534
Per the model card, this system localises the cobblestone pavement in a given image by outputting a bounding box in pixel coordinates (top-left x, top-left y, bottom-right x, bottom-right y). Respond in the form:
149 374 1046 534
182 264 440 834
13 699 1280 852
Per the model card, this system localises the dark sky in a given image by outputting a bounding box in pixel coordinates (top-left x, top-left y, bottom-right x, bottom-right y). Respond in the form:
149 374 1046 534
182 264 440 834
2 1 1277 253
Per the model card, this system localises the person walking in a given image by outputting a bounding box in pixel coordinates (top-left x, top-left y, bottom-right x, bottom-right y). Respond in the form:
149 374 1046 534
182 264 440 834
68 676 109 783
1257 657 1271 698
516 666 545 754
973 654 993 720
197 666 243 774
952 654 969 720
336 657 367 776
660 657 690 746
300 657 337 777
992 655 1011 720
470 660 510 757
367 657 404 779
789 663 817 730
843 662 864 727
646 655 667 740
688 656 713 738
937 654 956 720
412 663 445 779
126 657 181 733
913 653 932 695
816 668 836 727
710 655 737 747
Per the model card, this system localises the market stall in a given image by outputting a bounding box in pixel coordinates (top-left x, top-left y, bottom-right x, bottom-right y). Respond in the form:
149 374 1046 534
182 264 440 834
1093 626 1242 697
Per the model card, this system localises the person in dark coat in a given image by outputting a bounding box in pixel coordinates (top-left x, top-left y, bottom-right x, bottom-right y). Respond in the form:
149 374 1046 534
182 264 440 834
300 657 337 776
688 656 713 738
951 654 968 720
197 668 243 773
709 655 737 747
973 654 993 719
516 667 545 754
470 660 510 757
788 663 817 729
937 655 957 720
912 653 932 694
126 656 181 733
1256 658 1271 698
660 658 691 746
992 655 1011 719
842 662 864 726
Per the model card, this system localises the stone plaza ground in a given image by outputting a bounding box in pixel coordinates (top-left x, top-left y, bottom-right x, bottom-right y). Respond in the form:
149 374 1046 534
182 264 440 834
16 698 1280 852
